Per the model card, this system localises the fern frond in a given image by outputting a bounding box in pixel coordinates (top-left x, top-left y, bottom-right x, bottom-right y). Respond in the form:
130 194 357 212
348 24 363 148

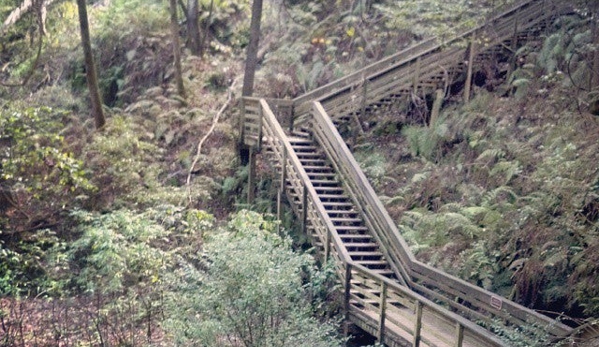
476 148 505 162
482 186 518 207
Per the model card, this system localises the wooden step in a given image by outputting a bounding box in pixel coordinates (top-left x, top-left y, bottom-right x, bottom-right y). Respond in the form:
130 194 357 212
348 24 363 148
299 158 327 165
330 217 363 223
293 146 318 153
339 234 373 241
314 186 345 193
358 260 389 267
316 193 349 199
304 166 334 172
344 242 379 250
336 225 369 232
311 179 341 186
349 251 384 258
307 172 336 177
288 137 313 144
322 201 354 207
296 152 322 158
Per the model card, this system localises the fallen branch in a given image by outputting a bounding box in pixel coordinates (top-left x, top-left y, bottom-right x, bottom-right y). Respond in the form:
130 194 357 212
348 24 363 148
186 77 240 203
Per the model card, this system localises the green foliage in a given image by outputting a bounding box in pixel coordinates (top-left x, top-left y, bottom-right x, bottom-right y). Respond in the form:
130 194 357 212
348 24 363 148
66 209 170 294
374 0 514 39
354 149 387 189
371 41 599 317
0 106 94 230
401 118 450 161
0 230 63 296
486 318 568 347
96 0 169 38
164 210 343 347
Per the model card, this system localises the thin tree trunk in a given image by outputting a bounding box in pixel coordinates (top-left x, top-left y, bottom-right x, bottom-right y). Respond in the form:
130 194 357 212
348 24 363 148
169 0 186 98
186 0 200 55
76 0 105 129
199 0 214 57
242 0 263 97
591 16 599 90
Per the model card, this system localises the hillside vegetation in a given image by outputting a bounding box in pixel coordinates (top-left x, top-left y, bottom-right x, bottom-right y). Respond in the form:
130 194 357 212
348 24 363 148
0 0 598 345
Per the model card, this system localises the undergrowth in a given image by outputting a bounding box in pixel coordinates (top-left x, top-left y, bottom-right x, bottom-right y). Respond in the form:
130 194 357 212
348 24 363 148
354 14 599 319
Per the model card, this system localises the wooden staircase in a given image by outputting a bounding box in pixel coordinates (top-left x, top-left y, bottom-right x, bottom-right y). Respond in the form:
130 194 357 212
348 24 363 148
287 135 401 281
240 1 577 346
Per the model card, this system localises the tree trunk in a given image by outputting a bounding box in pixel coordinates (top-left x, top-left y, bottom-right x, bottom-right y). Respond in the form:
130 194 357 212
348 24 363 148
241 0 263 97
186 0 200 55
169 0 186 98
199 0 214 57
76 0 106 129
592 15 599 90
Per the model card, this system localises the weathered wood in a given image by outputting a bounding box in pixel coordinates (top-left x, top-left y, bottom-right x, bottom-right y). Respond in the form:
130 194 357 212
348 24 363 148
413 301 423 347
237 2 576 346
378 281 388 342
455 323 465 347
430 89 445 127
464 35 476 102
248 146 256 204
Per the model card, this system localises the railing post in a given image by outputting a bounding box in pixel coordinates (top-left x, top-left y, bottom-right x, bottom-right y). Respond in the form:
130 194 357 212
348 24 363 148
464 34 476 103
412 57 421 94
455 323 464 347
413 301 423 347
277 146 288 232
507 17 519 78
344 263 352 320
301 183 308 235
324 229 331 261
378 281 388 343
248 146 256 204
257 102 263 151
360 77 368 117
239 98 246 145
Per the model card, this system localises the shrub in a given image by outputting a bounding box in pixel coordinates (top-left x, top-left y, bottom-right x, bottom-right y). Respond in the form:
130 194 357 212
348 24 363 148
164 210 344 347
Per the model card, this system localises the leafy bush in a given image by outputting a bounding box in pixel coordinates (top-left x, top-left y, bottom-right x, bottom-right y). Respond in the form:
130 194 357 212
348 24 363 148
164 210 344 347
0 106 94 232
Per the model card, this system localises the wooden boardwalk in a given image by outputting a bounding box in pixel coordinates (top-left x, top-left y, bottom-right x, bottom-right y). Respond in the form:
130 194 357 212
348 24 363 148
240 1 575 346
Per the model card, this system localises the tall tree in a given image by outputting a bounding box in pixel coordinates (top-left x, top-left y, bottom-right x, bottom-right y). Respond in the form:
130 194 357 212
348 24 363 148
186 0 201 55
76 0 106 129
169 0 186 98
241 0 263 97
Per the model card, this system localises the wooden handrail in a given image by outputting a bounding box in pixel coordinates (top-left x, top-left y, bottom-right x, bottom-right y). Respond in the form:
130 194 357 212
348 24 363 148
310 100 573 337
292 0 569 127
346 261 507 347
249 98 352 268
239 0 576 344
312 101 414 286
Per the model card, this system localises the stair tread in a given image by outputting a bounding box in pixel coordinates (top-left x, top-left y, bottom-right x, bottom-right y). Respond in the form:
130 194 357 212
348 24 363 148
358 260 388 265
345 242 378 247
349 251 384 257
340 234 373 239
322 202 354 206
336 225 368 231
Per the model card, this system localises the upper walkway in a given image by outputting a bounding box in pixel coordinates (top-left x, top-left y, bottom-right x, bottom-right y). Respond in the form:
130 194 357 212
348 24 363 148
240 1 577 346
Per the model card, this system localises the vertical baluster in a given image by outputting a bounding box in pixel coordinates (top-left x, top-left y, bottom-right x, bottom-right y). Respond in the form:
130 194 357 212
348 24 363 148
378 281 388 343
240 98 246 145
248 145 256 204
344 263 353 338
413 301 423 347
257 101 263 151
413 57 421 94
464 34 476 103
301 183 308 236
324 229 330 261
277 146 287 232
455 323 464 347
